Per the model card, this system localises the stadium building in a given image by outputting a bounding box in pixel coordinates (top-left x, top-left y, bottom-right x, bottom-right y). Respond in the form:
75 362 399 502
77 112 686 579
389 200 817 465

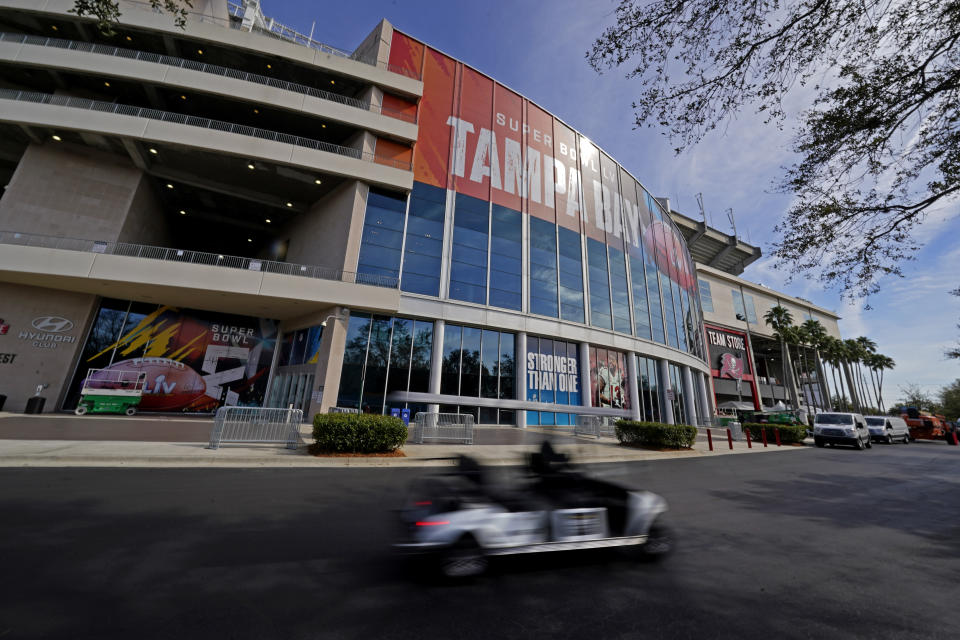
0 0 839 423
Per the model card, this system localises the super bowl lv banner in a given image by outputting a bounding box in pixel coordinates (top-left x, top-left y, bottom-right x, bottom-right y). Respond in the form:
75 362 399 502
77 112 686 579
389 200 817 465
66 299 277 412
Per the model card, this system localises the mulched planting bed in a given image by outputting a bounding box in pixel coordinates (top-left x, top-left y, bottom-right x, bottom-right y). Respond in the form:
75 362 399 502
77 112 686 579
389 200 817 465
307 444 406 457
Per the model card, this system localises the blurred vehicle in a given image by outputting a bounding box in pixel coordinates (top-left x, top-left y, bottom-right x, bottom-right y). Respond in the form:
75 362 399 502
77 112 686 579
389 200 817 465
865 415 910 444
741 409 801 426
394 442 673 578
900 407 957 445
813 412 872 449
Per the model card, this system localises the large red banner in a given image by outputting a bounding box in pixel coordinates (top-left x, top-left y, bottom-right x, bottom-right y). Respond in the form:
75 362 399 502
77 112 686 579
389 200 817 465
394 30 698 292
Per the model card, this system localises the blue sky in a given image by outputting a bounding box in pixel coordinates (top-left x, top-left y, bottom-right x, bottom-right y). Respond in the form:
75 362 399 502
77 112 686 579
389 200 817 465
263 0 960 403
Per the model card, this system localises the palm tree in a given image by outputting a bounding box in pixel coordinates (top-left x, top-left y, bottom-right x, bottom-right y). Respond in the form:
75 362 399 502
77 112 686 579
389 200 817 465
802 319 832 411
855 336 878 410
792 325 814 410
870 354 895 412
764 305 801 413
823 337 848 410
841 339 863 413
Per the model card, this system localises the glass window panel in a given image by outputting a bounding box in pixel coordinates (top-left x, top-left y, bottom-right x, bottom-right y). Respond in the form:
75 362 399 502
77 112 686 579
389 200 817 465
360 315 392 413
645 253 666 343
529 217 558 317
409 320 433 393
587 238 612 329
661 273 679 348
335 313 372 410
489 205 523 311
479 407 499 424
673 280 688 352
744 293 758 324
526 336 539 403
460 327 482 398
558 227 585 323
357 189 407 282
609 247 631 334
401 182 446 297
386 318 413 396
699 279 714 313
499 332 515 400
440 324 462 395
732 289 747 319
450 194 489 305
539 339 556 406
490 288 522 311
481 330 500 399
567 342 581 406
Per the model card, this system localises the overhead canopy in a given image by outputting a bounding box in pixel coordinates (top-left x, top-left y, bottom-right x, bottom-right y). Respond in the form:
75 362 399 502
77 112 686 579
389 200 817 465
717 401 755 410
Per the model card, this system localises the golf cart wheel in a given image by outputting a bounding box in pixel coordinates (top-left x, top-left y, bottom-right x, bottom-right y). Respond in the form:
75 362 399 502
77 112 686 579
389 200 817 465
124 406 137 416
74 404 88 416
439 536 487 579
638 520 675 561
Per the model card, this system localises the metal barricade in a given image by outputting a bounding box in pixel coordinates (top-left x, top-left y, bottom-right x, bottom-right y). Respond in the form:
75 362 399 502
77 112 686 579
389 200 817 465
412 412 474 445
574 415 620 439
208 407 303 450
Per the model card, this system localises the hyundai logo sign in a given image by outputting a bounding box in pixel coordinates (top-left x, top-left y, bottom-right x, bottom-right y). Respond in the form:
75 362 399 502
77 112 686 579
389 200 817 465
31 316 74 333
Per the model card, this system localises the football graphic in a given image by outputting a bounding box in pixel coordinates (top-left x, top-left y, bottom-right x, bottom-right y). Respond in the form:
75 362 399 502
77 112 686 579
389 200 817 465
642 220 697 291
719 353 744 380
90 357 207 411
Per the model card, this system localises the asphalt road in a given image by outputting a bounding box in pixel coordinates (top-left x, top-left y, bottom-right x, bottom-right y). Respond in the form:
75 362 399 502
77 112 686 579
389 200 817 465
1 441 958 639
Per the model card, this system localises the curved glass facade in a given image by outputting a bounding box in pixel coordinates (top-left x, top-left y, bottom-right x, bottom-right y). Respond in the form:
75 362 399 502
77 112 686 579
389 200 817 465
356 31 707 365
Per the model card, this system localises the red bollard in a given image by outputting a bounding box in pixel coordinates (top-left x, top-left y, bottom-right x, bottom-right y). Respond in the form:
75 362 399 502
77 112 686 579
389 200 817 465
707 428 714 451
761 428 768 448
775 428 782 447
745 428 752 448
953 430 959 446
726 428 734 450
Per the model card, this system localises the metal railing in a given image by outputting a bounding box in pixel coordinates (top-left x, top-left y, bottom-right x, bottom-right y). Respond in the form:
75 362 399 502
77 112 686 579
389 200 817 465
120 0 421 79
573 415 620 439
0 89 412 171
0 230 401 289
0 31 416 124
208 406 303 449
223 1 422 79
412 413 474 445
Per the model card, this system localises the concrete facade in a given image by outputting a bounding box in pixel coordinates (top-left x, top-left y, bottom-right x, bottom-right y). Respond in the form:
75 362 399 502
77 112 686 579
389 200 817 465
0 282 98 412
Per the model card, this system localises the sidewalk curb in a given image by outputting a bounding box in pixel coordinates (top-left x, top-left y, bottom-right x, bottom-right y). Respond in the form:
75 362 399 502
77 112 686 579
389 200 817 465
0 440 808 469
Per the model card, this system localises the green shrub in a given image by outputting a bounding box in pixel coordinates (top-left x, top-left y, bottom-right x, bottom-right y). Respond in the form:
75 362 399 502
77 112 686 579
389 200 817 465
615 420 698 449
741 423 808 444
312 413 407 453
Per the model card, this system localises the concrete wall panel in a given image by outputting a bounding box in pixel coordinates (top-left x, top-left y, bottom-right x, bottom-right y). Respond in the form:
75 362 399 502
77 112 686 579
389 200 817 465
0 281 98 412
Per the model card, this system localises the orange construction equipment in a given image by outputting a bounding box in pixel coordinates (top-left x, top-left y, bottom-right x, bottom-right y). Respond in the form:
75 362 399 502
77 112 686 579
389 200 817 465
901 407 957 445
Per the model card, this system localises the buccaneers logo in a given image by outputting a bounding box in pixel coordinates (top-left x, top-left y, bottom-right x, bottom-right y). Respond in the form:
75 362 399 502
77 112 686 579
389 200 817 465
719 353 743 380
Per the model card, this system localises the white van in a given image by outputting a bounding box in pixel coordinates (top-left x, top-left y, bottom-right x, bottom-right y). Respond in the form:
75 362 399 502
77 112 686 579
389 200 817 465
865 415 910 444
813 412 872 449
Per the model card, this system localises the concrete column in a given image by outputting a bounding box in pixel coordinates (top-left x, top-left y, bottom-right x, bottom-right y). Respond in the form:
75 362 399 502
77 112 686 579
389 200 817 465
658 358 675 425
698 372 714 422
515 332 527 428
427 319 444 414
627 352 641 421
681 366 698 426
579 342 592 408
